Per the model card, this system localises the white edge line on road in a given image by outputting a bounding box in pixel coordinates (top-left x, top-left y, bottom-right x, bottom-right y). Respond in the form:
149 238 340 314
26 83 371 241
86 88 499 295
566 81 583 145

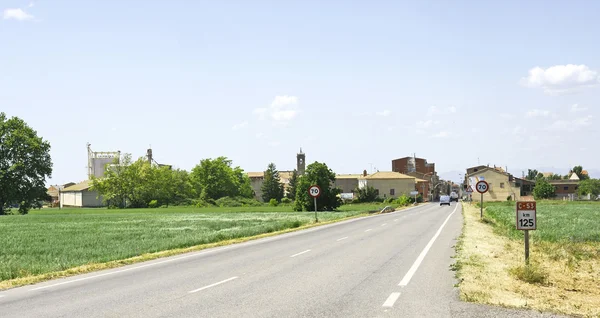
290 249 311 257
382 292 401 307
336 237 349 241
394 219 398 222
398 204 458 287
188 276 238 293
365 229 372 232
381 223 387 226
27 204 432 292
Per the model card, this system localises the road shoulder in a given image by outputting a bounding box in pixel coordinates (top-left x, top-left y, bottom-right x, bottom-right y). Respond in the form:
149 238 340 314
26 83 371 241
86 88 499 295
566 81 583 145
454 202 597 317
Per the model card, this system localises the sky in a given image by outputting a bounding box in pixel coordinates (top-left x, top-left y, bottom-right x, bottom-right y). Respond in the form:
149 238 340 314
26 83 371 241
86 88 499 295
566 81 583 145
2 0 599 185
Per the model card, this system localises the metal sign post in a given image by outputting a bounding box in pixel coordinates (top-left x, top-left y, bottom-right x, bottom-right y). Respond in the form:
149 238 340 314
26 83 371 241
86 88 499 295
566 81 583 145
308 185 322 223
516 201 537 264
410 190 419 204
476 181 489 219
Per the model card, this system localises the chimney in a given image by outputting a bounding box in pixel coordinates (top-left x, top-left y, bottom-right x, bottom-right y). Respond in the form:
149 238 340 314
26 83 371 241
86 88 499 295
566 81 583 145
363 170 367 177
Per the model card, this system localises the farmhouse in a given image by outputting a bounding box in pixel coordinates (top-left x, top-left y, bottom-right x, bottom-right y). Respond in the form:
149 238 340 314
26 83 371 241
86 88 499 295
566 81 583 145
466 167 520 201
358 171 417 199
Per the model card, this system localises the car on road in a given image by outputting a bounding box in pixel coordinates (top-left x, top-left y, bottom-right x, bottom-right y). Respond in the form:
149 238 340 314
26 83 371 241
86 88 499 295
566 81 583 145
440 195 451 206
450 191 459 202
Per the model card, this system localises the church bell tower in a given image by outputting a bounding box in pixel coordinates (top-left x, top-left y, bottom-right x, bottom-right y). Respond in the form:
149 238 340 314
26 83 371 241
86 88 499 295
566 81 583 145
297 148 306 176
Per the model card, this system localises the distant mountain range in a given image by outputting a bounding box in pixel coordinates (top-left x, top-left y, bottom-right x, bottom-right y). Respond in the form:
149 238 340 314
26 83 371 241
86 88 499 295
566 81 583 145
439 168 599 182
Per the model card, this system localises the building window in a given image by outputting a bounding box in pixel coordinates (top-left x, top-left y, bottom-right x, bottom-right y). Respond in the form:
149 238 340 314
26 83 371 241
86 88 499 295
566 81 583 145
564 186 569 191
390 189 395 195
375 189 379 196
500 183 505 189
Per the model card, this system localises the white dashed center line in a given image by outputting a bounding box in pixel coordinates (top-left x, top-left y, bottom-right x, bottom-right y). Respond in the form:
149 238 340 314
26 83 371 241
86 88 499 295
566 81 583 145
336 237 348 241
189 277 238 293
381 223 387 226
382 292 401 307
365 229 372 232
290 249 311 258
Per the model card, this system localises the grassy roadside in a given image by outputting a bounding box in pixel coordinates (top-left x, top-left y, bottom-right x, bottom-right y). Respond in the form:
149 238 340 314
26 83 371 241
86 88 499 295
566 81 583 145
0 203 405 290
454 202 600 317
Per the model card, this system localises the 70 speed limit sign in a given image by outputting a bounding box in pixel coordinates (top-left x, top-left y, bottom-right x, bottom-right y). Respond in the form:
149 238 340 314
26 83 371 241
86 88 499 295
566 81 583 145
308 185 322 198
476 181 489 194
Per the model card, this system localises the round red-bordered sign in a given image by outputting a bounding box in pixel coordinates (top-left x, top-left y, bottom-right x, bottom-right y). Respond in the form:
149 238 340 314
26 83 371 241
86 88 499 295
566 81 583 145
476 180 489 194
308 185 322 198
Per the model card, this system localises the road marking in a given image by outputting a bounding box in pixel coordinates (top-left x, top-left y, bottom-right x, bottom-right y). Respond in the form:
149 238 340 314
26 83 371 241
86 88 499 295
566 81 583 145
189 277 238 293
0 295 5 298
336 237 348 241
398 204 458 287
381 223 387 226
365 229 372 232
382 292 401 307
394 219 398 222
290 249 311 258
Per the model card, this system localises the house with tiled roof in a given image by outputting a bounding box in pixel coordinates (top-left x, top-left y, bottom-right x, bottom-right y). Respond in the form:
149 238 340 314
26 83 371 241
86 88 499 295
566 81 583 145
358 171 418 199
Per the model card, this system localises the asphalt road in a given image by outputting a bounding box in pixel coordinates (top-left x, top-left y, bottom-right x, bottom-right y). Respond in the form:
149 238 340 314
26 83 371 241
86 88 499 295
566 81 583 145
0 203 567 317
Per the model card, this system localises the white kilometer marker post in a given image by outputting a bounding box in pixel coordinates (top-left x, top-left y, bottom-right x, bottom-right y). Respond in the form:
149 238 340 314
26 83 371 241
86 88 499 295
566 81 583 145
188 277 238 293
382 292 401 307
290 249 311 258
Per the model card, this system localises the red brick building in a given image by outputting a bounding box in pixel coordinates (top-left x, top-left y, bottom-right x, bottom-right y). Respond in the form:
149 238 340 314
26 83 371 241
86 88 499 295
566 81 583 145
548 180 579 199
392 156 435 175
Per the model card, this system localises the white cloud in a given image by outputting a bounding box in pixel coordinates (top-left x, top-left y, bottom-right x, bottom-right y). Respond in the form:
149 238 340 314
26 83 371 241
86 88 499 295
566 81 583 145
416 119 440 129
376 110 391 117
525 109 552 118
427 106 457 116
232 121 248 131
570 104 588 112
28 2 35 8
548 115 593 132
500 113 514 119
431 131 450 138
3 8 34 21
254 95 299 124
520 64 600 94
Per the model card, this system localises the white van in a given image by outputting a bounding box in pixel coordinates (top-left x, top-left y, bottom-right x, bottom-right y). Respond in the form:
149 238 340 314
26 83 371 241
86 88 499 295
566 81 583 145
440 195 451 206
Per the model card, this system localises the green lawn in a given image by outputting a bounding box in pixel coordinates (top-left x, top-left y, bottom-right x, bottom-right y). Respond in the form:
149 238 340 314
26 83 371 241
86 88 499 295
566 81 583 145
0 203 389 282
484 201 600 243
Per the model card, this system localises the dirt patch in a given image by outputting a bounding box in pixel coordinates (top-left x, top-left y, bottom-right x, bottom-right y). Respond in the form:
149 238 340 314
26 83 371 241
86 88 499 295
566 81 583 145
454 203 600 317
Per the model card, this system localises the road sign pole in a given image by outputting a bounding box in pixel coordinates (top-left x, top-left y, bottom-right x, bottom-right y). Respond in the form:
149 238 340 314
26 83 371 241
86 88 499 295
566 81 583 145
480 193 483 219
314 197 318 222
524 230 530 265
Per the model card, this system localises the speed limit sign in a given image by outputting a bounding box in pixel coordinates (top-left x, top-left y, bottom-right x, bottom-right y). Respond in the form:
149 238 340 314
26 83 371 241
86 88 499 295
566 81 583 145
308 185 322 198
476 181 489 194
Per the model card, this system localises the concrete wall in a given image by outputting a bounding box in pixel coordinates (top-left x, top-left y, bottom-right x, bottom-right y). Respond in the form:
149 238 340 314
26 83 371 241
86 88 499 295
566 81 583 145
82 191 104 207
467 170 520 201
365 179 415 199
334 178 358 193
250 177 264 202
60 192 81 207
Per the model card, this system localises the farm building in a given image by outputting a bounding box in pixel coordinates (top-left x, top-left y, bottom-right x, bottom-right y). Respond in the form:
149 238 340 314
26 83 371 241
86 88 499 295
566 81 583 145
358 171 417 199
60 180 105 208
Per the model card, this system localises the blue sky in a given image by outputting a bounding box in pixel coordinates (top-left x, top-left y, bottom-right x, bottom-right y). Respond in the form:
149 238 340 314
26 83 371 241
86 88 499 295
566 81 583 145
2 0 599 185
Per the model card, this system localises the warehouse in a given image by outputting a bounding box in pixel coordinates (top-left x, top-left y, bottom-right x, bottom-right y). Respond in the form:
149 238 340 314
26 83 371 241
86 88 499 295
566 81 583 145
60 180 105 208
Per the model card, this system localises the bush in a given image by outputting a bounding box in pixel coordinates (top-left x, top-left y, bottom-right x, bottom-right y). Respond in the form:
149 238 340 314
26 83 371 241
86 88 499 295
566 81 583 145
509 264 548 285
148 200 158 208
281 197 292 204
385 197 395 204
408 194 423 204
215 196 263 207
269 198 278 207
506 195 513 201
355 186 379 203
395 195 411 206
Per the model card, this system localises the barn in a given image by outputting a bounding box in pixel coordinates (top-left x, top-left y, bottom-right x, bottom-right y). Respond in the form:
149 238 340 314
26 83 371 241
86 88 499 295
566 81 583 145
60 180 105 208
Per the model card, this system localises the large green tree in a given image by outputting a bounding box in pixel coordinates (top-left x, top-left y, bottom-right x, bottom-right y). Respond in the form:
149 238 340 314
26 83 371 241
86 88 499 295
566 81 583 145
532 179 556 200
526 169 539 181
0 113 52 215
261 163 284 202
286 170 298 200
578 179 600 196
293 162 341 211
189 157 253 200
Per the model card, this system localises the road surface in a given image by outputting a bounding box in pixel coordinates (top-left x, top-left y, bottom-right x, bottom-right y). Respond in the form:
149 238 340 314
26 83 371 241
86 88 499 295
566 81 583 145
0 203 565 317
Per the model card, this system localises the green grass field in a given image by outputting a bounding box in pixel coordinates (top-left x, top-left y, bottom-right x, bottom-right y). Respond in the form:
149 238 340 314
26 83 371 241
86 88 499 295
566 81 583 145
0 203 389 282
483 201 600 243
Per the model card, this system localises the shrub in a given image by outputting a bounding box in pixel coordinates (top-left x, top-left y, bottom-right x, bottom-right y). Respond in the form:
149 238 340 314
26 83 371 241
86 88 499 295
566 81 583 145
355 186 379 203
269 198 278 207
281 197 292 204
509 264 548 285
385 197 395 204
215 196 263 207
506 195 513 201
395 195 411 206
148 200 158 208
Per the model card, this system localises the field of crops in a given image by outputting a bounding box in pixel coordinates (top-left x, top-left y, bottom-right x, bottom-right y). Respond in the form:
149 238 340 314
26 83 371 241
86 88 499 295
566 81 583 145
483 201 600 242
0 203 388 282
